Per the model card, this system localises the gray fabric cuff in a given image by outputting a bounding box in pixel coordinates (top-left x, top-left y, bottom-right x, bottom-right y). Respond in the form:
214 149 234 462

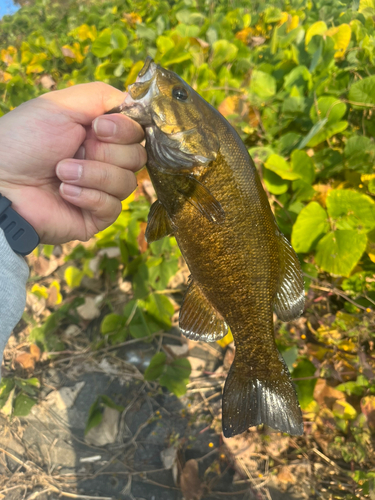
0 228 29 376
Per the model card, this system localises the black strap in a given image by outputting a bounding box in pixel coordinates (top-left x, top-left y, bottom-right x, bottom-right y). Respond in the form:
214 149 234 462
0 194 40 256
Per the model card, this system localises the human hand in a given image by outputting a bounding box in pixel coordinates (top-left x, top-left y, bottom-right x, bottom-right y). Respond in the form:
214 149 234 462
0 82 146 244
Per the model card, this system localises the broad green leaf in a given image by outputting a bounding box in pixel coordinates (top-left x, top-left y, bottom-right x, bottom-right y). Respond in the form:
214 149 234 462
291 150 315 184
291 202 329 253
310 97 347 124
262 169 289 195
211 40 238 69
100 313 125 335
345 136 373 157
284 65 312 92
159 374 188 397
292 358 316 410
297 118 328 150
315 230 367 276
140 293 174 329
13 394 37 417
348 75 375 106
160 358 191 397
327 190 375 233
91 28 112 57
307 120 348 147
111 29 127 50
305 21 327 46
264 154 300 180
144 352 167 381
250 70 276 99
281 346 298 373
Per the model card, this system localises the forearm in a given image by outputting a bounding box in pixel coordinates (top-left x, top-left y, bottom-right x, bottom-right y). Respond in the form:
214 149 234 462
0 229 29 374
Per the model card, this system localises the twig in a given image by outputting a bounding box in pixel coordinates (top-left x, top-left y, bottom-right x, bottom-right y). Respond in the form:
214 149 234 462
0 447 33 471
309 283 370 312
311 447 345 472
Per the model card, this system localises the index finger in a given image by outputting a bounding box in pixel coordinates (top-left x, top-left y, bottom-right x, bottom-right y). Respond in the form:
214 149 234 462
38 82 127 126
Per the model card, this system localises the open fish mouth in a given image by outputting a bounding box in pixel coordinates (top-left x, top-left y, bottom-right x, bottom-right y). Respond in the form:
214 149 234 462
117 57 159 126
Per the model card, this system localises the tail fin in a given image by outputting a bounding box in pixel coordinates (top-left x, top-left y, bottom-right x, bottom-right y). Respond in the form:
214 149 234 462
222 353 303 437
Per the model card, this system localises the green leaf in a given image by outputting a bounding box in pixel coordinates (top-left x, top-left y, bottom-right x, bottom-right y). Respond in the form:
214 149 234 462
144 352 167 381
264 154 300 181
100 314 125 335
292 358 316 410
348 75 375 106
310 96 347 124
263 169 289 195
85 398 103 435
13 393 37 417
211 40 238 69
111 29 127 50
327 189 375 233
291 202 329 253
297 119 328 150
281 346 298 373
250 70 276 99
284 65 312 92
160 358 191 397
290 150 315 184
91 28 113 57
315 230 367 276
140 293 174 329
307 120 348 147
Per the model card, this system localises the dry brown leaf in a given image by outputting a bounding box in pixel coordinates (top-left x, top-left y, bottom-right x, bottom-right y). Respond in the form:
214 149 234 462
137 221 148 253
29 344 41 362
14 352 35 371
277 465 297 485
313 379 345 408
180 459 203 500
218 96 239 118
361 396 375 432
40 74 55 89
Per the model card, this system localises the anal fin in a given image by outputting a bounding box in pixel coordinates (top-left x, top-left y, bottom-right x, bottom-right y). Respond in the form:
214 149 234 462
179 278 228 342
145 200 173 243
275 234 305 322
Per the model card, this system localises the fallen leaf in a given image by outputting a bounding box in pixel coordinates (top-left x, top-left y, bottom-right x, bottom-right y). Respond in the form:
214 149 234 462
45 381 85 410
85 406 120 446
161 445 178 469
30 344 41 362
180 459 203 500
313 379 345 408
77 297 101 320
361 396 375 432
137 221 148 253
14 352 35 371
40 74 55 89
277 465 297 485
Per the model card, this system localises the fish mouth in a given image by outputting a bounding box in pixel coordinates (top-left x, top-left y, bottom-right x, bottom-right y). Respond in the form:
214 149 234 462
120 57 158 126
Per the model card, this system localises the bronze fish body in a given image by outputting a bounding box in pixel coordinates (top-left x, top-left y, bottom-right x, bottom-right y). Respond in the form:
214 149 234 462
112 57 305 437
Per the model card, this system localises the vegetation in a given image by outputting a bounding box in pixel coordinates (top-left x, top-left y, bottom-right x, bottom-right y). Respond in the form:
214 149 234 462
0 0 375 497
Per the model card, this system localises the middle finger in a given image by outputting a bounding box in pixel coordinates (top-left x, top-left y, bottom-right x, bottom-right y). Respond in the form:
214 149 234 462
83 138 147 172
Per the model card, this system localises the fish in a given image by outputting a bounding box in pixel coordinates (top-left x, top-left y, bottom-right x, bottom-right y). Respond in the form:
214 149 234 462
109 57 305 437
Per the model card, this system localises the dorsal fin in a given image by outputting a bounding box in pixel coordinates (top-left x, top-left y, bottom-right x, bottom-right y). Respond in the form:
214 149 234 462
179 278 228 342
145 200 173 243
275 233 305 322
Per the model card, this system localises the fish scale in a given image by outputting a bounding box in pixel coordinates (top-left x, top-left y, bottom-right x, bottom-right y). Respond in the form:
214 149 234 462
110 57 305 437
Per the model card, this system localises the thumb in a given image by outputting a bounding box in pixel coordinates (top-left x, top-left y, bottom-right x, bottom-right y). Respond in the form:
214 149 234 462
39 82 126 126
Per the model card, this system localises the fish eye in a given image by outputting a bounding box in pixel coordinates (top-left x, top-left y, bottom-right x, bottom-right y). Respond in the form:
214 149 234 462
172 86 188 101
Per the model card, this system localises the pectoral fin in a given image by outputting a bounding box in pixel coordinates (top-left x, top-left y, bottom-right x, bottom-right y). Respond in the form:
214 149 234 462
179 278 228 342
177 175 225 224
145 200 173 243
275 234 305 322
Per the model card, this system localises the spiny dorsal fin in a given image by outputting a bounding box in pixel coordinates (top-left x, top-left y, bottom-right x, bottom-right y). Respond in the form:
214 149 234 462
145 200 173 243
177 175 225 225
179 278 228 342
275 233 305 322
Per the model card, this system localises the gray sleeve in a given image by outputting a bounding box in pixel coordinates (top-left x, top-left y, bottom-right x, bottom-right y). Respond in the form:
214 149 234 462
0 228 29 375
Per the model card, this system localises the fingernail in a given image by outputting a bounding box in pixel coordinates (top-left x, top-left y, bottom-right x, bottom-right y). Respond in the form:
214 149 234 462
76 145 85 159
57 162 83 181
61 183 82 197
93 117 116 137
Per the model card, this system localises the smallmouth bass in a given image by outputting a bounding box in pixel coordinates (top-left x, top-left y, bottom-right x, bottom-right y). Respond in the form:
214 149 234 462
110 57 305 437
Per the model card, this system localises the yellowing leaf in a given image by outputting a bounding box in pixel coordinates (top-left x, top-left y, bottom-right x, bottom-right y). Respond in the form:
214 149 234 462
64 266 84 288
326 24 352 58
26 53 48 74
48 280 62 306
366 229 375 263
332 400 357 420
74 24 97 41
305 21 327 46
218 95 239 117
288 15 299 32
235 27 253 44
278 12 289 26
123 12 142 26
1 46 17 64
0 71 12 82
62 43 84 64
359 0 375 12
216 329 233 348
125 60 145 87
31 284 49 299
